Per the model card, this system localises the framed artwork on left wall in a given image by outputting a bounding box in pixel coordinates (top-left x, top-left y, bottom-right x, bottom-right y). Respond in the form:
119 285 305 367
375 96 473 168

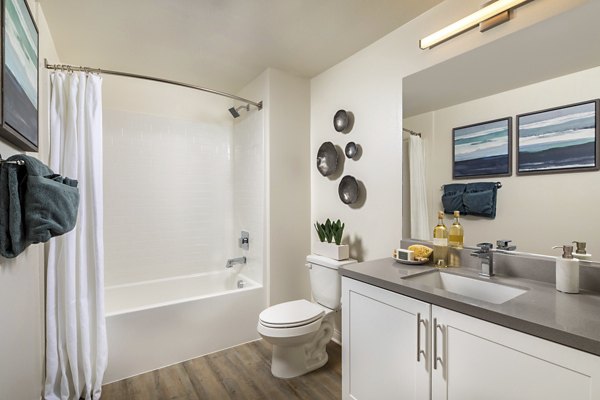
452 117 512 179
0 0 38 151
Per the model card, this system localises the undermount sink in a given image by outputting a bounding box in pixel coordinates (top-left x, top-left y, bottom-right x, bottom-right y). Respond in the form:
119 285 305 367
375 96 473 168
404 271 527 304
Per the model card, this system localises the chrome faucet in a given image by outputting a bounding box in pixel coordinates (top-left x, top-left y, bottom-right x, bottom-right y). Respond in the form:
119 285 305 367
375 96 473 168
471 243 494 277
225 256 246 268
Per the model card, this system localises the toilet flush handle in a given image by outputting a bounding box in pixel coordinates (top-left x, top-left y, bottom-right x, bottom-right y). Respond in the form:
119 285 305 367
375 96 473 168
306 263 312 269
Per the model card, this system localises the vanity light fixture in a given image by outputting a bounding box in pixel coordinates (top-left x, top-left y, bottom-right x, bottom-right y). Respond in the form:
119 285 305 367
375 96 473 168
419 0 532 50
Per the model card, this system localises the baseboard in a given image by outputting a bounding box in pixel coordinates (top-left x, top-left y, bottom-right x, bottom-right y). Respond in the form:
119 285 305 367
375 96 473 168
332 328 341 345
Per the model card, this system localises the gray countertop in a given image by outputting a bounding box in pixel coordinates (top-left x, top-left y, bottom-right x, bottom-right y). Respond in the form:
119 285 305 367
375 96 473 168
339 257 600 356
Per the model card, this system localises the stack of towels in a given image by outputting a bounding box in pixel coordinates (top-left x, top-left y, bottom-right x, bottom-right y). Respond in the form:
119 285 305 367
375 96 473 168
0 155 79 258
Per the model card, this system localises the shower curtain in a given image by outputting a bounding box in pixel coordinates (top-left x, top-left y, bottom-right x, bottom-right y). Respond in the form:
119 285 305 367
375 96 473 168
45 72 107 400
409 135 430 240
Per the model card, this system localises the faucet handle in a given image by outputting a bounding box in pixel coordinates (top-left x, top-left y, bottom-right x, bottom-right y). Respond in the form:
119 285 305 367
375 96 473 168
476 242 494 252
497 239 516 251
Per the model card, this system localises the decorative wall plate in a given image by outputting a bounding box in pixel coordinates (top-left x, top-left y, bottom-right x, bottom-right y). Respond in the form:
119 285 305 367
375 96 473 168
345 142 357 158
333 109 353 133
317 141 338 176
338 175 359 204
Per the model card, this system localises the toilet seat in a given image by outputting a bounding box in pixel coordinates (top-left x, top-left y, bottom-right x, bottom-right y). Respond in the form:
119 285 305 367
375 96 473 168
259 299 325 328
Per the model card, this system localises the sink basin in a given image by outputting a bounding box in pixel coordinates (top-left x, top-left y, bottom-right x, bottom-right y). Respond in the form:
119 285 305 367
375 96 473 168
404 271 527 304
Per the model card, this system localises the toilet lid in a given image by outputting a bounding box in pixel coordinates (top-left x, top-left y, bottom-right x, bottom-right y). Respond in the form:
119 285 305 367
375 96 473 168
259 299 325 328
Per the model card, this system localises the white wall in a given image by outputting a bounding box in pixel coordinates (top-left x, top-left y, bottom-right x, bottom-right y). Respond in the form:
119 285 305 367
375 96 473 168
404 65 600 257
102 74 232 124
310 0 586 262
0 2 59 399
267 69 311 305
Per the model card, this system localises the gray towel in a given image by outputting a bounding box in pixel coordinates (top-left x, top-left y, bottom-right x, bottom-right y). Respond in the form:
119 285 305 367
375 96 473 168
0 155 79 258
442 182 498 219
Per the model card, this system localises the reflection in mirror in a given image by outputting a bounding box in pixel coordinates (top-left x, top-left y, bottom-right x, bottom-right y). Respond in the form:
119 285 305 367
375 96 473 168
401 1 600 261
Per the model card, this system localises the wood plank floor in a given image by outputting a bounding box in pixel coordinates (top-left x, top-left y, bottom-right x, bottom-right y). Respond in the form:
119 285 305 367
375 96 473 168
101 340 341 400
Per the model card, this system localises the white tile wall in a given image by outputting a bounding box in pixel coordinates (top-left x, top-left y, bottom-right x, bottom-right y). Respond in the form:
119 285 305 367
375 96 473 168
103 109 237 286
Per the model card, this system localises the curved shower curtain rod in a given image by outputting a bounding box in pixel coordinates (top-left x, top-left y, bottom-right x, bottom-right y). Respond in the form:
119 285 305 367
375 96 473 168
44 59 263 111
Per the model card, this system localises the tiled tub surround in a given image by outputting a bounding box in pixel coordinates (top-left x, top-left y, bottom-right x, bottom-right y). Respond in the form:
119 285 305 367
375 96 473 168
340 240 600 356
103 109 235 286
102 109 266 382
232 109 265 285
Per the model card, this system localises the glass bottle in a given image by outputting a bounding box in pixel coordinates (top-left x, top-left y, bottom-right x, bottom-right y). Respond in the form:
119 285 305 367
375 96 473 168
448 211 464 249
448 210 464 267
433 211 448 267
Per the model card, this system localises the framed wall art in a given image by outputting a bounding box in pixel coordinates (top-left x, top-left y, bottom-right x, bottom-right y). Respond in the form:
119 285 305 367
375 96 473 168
517 100 599 175
0 0 39 151
453 117 512 179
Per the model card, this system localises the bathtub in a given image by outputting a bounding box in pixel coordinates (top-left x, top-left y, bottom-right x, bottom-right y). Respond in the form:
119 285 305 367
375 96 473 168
104 270 264 383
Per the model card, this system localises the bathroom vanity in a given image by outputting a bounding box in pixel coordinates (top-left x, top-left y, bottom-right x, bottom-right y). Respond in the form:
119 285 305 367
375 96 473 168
340 257 600 400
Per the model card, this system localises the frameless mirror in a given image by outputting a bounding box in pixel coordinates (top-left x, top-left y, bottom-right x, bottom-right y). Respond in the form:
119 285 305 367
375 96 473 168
402 2 600 261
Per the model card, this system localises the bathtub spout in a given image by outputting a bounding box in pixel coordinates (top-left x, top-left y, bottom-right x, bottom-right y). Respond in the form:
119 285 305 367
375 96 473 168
226 256 247 268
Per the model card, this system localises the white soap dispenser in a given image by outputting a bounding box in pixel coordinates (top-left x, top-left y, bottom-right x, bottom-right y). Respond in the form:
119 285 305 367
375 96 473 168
552 245 579 294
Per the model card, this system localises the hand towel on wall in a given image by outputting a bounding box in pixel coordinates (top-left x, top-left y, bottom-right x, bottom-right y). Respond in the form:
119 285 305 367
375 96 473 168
441 182 498 219
441 183 466 215
0 154 79 258
463 182 498 218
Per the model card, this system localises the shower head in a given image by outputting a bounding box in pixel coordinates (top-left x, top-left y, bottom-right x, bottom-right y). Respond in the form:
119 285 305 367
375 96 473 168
228 104 250 118
228 107 240 118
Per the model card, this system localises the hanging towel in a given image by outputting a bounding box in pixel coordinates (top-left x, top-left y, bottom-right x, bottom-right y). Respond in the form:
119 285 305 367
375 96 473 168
441 183 466 215
0 154 79 258
441 182 498 219
464 182 498 218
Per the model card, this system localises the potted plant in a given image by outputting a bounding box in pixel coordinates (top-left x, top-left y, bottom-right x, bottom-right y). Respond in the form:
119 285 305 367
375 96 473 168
313 218 349 260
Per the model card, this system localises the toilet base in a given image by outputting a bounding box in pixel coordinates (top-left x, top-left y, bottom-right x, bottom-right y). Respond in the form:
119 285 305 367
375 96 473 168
270 316 334 379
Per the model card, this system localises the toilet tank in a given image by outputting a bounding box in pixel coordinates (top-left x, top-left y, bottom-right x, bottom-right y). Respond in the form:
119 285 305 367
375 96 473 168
306 255 357 310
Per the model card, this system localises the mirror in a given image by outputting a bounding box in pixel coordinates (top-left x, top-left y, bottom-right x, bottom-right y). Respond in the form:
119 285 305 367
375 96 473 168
402 2 600 261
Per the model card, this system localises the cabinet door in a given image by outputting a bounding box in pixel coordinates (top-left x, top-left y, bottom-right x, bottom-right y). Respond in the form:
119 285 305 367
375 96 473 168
431 305 600 400
342 277 430 400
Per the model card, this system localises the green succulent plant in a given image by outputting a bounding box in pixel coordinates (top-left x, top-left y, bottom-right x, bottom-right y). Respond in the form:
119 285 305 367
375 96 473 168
314 218 345 245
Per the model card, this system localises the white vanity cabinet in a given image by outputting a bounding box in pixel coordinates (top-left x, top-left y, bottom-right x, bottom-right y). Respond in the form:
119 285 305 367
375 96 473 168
342 277 600 400
342 277 431 400
431 305 600 400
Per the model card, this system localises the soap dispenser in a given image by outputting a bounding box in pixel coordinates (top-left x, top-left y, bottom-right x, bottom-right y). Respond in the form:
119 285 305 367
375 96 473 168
552 245 579 294
572 241 592 261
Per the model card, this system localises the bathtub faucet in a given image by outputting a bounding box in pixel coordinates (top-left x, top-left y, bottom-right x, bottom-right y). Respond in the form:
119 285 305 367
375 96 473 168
226 256 247 268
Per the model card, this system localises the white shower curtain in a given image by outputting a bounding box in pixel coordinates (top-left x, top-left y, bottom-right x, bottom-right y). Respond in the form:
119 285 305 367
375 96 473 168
45 72 107 400
409 135 430 240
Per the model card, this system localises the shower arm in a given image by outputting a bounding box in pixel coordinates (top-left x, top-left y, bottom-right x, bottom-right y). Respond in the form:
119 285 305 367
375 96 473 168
44 59 263 111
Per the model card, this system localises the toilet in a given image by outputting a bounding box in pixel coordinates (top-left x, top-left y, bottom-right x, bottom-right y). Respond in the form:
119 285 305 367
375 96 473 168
257 255 356 378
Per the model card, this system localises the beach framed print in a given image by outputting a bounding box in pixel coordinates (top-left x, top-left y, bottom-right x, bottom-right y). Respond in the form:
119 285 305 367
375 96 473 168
452 117 512 179
0 0 38 151
517 100 599 175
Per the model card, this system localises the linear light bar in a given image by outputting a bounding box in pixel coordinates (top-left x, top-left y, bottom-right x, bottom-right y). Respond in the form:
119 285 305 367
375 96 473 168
420 0 531 49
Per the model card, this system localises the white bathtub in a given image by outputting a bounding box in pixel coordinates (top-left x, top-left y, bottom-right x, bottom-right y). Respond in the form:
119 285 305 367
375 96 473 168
104 270 264 383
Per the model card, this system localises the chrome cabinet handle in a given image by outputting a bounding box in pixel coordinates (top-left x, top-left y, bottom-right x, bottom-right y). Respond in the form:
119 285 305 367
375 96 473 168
416 313 426 362
433 318 444 370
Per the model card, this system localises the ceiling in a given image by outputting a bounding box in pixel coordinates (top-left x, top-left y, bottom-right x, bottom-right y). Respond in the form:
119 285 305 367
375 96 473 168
40 0 442 94
403 0 600 117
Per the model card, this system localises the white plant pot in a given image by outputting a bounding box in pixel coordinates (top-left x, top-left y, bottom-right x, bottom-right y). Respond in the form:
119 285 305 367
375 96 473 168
313 241 350 261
